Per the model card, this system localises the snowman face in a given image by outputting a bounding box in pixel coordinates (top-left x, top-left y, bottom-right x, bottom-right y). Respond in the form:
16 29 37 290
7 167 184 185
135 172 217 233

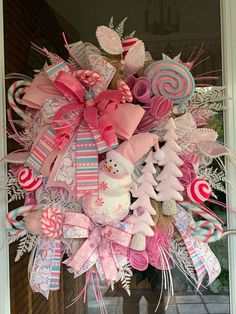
105 158 127 175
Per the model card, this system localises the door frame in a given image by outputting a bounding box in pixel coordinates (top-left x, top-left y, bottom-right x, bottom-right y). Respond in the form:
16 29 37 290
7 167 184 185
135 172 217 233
221 1 236 313
0 0 11 313
0 1 236 313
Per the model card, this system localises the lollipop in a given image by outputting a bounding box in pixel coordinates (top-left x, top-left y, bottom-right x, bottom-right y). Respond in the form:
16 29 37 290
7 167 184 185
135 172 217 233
186 178 211 204
18 167 43 192
144 60 195 105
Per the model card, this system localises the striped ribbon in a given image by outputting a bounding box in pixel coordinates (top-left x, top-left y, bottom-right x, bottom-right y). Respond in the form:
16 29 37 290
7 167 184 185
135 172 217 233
76 121 117 198
30 237 62 298
76 122 99 197
49 240 61 290
25 126 58 176
174 204 221 286
174 207 207 286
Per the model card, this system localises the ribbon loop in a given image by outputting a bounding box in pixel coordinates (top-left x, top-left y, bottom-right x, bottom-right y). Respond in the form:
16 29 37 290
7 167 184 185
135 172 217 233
63 212 132 283
54 71 85 102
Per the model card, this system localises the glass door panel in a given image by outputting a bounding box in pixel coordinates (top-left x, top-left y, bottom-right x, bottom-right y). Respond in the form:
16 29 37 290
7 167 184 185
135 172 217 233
4 0 228 313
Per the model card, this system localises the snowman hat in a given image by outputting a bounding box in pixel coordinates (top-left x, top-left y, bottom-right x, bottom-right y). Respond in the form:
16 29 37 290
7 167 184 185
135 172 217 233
107 133 158 174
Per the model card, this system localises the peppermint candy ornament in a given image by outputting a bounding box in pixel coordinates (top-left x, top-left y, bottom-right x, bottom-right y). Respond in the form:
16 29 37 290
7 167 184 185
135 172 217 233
41 208 63 238
186 178 211 204
18 167 43 192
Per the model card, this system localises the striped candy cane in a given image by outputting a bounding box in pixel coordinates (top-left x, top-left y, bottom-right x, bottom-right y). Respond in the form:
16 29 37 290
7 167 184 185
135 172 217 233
183 202 223 242
7 80 31 120
74 70 101 86
6 205 36 237
117 79 133 103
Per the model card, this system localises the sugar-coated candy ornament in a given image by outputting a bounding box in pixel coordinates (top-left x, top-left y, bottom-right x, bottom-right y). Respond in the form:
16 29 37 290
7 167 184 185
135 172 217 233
18 167 43 192
186 178 211 204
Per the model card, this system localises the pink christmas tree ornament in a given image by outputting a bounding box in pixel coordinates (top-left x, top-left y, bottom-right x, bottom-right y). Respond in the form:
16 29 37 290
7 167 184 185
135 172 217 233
154 118 184 215
128 151 159 251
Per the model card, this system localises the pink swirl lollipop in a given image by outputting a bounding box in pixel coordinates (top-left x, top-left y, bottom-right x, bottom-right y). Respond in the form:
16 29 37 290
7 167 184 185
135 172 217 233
144 60 195 105
186 178 211 204
41 207 63 238
18 167 43 192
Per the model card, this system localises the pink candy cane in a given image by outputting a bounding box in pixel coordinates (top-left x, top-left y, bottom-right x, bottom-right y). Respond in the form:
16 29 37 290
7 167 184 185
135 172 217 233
74 70 101 86
41 208 63 238
117 79 133 103
7 80 31 120
183 202 223 242
6 205 36 237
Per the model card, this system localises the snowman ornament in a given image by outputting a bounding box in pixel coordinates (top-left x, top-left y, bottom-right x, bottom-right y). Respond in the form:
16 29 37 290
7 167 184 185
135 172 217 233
82 133 158 225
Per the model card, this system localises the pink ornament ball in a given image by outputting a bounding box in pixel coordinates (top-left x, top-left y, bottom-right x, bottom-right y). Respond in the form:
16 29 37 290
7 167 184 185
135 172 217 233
18 167 43 192
186 178 211 204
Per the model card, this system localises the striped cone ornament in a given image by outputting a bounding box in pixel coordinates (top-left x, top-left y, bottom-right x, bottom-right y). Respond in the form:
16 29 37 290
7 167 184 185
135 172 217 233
41 208 63 238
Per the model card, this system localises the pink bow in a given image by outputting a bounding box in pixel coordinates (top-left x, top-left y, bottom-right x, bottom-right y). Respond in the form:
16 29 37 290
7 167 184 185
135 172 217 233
52 71 117 147
63 212 132 284
22 74 62 109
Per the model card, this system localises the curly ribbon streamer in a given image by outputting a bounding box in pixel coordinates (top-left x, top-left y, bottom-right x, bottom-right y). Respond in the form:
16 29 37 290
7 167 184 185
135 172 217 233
63 212 132 284
138 95 173 132
132 77 152 103
30 236 61 298
174 204 221 286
